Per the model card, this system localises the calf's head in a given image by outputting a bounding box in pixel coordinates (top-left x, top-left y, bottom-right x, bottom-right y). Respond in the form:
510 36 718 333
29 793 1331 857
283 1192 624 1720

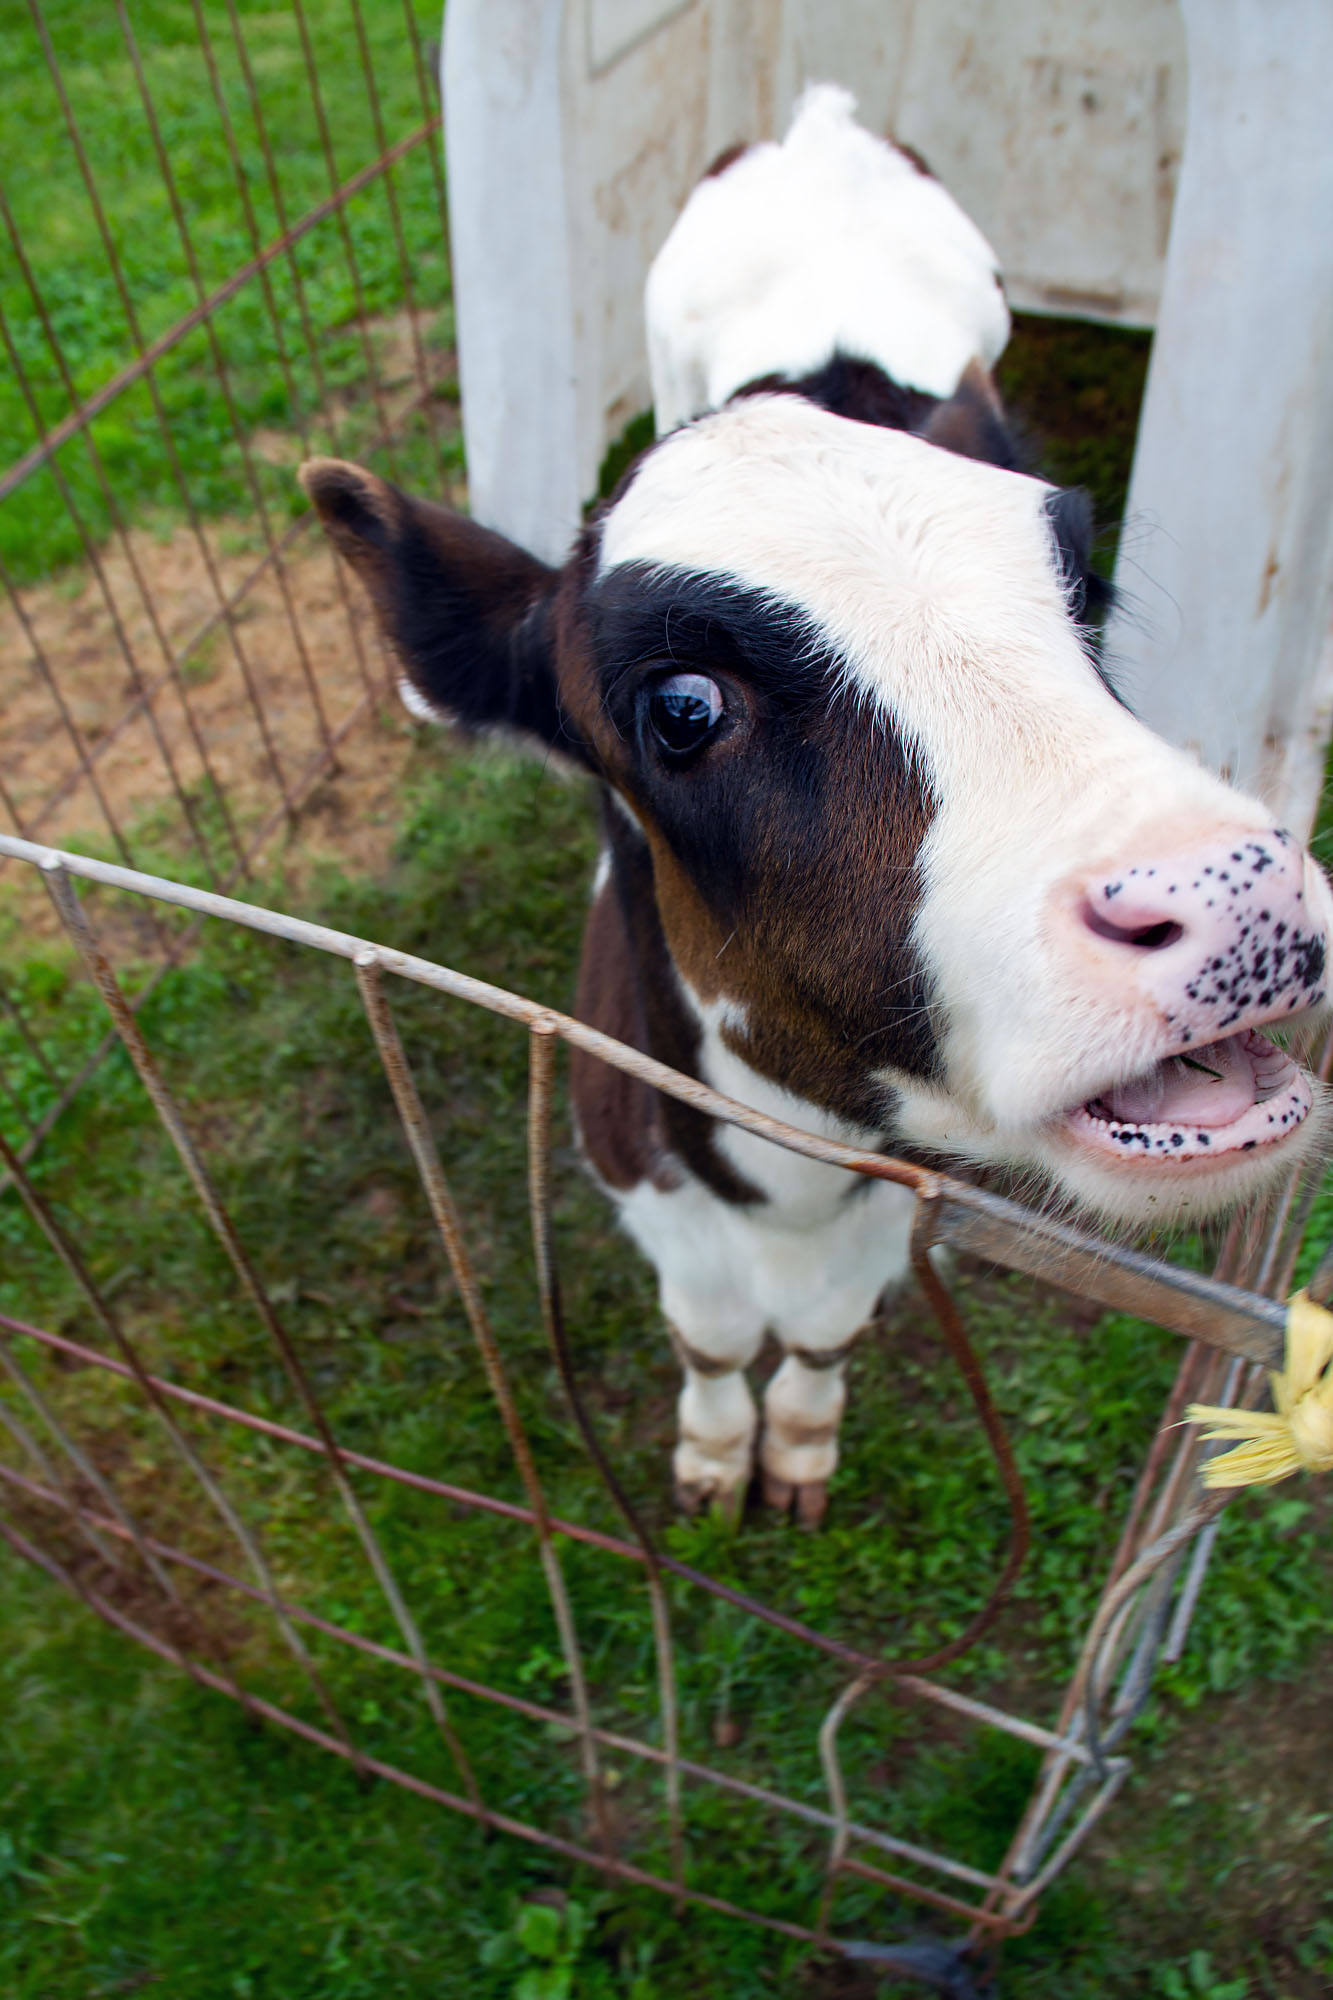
303 391 1332 1225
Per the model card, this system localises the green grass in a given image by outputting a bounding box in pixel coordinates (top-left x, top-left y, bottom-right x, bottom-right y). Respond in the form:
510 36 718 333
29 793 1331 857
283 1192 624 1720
0 0 458 584
3 740 1333 1997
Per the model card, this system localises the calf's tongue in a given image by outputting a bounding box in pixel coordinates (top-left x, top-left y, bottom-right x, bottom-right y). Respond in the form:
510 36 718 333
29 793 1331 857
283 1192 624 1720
1105 1037 1256 1126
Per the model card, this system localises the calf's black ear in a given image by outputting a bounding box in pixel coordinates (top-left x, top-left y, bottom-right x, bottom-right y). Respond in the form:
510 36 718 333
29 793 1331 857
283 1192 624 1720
300 458 586 762
1044 485 1112 625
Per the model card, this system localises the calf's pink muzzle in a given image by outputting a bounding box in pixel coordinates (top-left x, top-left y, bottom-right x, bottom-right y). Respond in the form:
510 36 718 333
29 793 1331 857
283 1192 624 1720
1066 830 1329 1164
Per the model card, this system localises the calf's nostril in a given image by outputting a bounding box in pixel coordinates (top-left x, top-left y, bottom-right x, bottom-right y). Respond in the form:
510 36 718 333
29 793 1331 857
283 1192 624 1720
1081 903 1185 952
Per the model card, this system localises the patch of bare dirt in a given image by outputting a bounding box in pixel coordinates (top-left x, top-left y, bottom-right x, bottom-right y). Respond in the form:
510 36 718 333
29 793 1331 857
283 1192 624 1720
1 317 462 938
1 534 461 954
3 520 363 840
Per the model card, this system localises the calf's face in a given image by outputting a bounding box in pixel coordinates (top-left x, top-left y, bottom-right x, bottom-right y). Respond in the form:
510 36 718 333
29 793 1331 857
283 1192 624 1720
303 392 1332 1225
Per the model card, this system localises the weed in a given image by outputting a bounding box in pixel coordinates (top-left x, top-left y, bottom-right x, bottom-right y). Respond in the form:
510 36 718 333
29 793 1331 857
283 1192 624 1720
478 1897 657 2000
1153 1949 1250 1999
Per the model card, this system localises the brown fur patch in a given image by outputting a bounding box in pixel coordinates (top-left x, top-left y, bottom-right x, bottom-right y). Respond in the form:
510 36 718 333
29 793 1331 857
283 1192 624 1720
702 140 751 180
571 876 679 1193
633 717 937 1133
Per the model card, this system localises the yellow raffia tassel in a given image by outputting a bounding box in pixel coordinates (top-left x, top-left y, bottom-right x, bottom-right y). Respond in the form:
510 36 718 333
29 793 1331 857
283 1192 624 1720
1187 1289 1333 1488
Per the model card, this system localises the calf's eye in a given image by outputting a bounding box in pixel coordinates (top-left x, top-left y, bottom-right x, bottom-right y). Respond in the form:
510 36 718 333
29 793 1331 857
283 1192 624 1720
646 673 723 755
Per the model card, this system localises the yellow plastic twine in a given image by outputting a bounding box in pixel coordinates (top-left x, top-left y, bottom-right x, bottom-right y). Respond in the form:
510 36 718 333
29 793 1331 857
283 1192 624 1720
1187 1289 1333 1488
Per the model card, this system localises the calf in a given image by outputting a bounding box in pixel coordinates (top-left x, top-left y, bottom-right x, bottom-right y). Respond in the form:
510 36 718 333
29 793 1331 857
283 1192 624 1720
303 85 1332 1527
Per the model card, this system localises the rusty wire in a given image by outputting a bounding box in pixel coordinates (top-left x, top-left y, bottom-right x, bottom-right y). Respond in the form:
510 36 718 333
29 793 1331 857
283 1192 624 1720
0 239 236 884
38 861 482 1810
2 1500 881 1959
114 0 336 769
0 1446 1016 1904
196 0 375 702
347 0 447 484
289 0 402 479
21 0 296 824
353 951 604 1849
1 0 454 1181
0 94 441 507
975 1022 1333 1934
0 671 390 1208
0 1290 1100 1765
0 539 156 883
526 1017 686 1893
0 1119 361 1755
0 1336 169 1600
4 0 451 871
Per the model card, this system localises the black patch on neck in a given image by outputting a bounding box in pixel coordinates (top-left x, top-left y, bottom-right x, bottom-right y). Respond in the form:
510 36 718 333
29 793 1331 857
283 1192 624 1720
731 349 1023 472
734 354 939 435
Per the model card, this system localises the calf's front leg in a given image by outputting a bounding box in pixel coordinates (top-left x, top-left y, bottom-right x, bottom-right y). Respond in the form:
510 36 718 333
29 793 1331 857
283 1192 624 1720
669 1318 765 1519
760 1325 869 1529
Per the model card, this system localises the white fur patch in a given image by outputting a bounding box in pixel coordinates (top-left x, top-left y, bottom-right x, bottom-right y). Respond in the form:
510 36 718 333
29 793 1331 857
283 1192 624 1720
614 1163 913 1360
398 674 446 725
611 984 915 1360
646 83 1009 429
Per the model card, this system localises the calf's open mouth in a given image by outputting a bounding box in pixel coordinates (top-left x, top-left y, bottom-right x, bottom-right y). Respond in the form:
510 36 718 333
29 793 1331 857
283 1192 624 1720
1065 1028 1312 1163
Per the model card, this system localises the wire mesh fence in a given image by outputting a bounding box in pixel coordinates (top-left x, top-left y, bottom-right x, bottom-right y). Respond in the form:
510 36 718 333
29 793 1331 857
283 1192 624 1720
0 830 1324 1988
0 0 454 1171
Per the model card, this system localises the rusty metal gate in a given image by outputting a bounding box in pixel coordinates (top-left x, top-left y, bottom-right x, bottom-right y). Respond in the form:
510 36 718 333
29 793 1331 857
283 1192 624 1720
1 5 1329 1991
0 829 1325 1988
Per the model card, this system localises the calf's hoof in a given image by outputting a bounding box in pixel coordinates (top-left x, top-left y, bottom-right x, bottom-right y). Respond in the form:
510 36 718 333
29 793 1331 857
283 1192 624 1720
762 1472 828 1530
674 1474 745 1527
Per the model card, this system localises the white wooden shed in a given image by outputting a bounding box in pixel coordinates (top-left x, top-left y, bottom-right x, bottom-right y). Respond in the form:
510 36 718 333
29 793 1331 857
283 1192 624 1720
441 0 1333 834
